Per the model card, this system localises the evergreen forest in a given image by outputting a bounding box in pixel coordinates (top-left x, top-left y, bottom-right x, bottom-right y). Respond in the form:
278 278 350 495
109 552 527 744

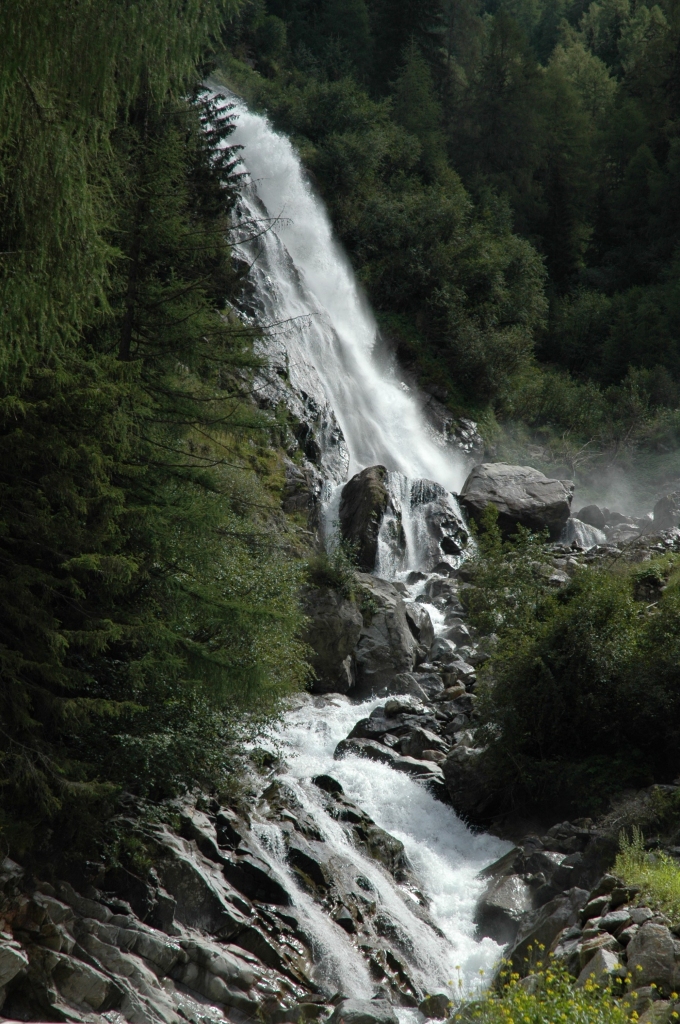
225 0 680 476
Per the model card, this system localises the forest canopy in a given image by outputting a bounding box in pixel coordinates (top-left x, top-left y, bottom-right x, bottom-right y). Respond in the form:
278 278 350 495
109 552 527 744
224 0 680 464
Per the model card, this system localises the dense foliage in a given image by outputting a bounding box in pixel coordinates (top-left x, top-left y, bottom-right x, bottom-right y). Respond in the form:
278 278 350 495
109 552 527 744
222 0 680 455
0 0 308 862
464 511 680 814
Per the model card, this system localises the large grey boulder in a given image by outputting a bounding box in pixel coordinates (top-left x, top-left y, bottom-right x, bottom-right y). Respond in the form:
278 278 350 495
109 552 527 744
475 875 534 945
626 922 676 990
652 492 680 532
302 586 363 694
339 466 391 570
507 888 590 971
353 574 416 693
459 464 574 539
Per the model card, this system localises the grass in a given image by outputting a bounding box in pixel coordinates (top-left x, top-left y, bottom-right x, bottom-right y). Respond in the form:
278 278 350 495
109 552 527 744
615 827 680 921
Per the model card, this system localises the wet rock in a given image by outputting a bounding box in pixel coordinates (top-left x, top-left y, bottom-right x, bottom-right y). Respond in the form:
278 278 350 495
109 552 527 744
328 998 399 1024
393 755 444 780
353 574 416 692
475 875 534 945
303 586 363 694
335 737 399 765
409 479 469 568
405 603 435 649
339 466 390 570
219 850 290 906
459 464 574 540
626 923 677 990
442 743 492 822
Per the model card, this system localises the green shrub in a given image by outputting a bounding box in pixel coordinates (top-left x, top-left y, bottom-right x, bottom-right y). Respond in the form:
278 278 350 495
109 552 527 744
455 958 629 1024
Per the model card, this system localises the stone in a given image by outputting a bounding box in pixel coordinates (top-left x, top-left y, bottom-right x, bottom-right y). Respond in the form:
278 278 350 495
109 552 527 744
419 993 453 1018
393 755 444 779
475 875 534 945
404 603 435 649
335 737 399 765
631 908 655 926
652 493 680 532
399 727 447 759
52 953 118 1012
508 888 590 972
353 574 416 692
303 586 363 694
328 998 398 1024
442 743 492 823
281 457 324 522
339 466 390 570
576 505 607 530
581 895 610 924
626 923 676 990
576 948 625 988
599 909 632 933
421 749 446 763
0 942 28 987
459 463 574 540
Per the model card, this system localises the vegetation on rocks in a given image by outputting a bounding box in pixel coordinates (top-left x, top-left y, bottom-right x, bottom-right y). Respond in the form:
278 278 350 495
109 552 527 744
616 829 680 920
464 511 680 815
457 958 629 1024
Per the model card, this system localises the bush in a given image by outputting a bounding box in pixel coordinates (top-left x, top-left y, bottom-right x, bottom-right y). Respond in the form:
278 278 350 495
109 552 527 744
466 512 680 815
615 828 680 920
455 958 629 1024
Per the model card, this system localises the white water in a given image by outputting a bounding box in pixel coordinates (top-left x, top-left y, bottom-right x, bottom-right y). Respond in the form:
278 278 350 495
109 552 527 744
259 697 510 1000
221 90 466 495
208 86 510 1005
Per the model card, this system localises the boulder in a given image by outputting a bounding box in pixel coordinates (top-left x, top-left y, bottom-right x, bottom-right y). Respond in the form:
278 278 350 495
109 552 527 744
626 923 677 990
508 888 590 972
652 492 680 532
475 875 534 945
576 948 625 989
576 505 606 530
399 727 447 759
561 518 606 550
442 743 492 823
353 574 416 693
0 942 28 987
302 586 363 694
419 993 453 1019
459 464 574 539
404 603 435 649
339 466 390 570
328 998 398 1024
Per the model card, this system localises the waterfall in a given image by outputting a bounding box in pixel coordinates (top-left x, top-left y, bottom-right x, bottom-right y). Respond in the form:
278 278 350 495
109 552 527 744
220 89 466 496
207 84 507 1004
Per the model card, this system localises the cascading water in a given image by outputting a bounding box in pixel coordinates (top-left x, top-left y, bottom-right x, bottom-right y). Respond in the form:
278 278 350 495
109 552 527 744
208 83 509 1003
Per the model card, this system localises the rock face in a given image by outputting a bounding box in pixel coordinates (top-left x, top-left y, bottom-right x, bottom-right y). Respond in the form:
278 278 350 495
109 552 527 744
339 466 390 570
475 875 534 945
353 574 416 692
459 463 574 539
302 586 363 694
